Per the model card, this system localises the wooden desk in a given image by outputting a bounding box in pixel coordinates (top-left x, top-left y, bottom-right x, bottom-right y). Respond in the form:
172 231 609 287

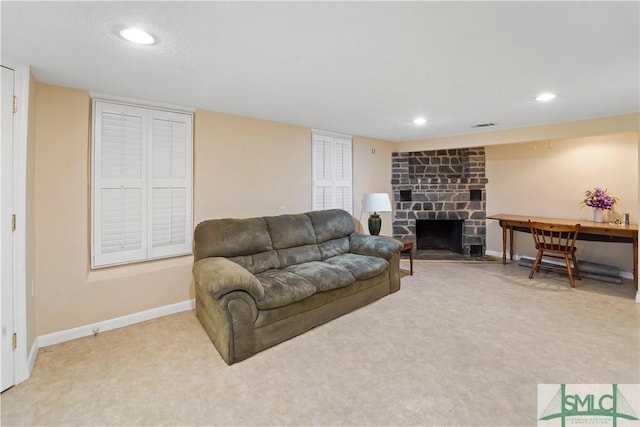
487 214 638 289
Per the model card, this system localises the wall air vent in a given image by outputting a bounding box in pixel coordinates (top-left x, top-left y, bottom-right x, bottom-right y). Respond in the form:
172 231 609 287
471 123 496 128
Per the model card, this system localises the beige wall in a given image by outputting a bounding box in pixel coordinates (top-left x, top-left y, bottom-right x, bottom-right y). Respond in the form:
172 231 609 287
35 84 192 335
485 132 638 272
31 83 396 336
34 84 192 335
352 136 395 236
193 111 395 233
193 110 312 221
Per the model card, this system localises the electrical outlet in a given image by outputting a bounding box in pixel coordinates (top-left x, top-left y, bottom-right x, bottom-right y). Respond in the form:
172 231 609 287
279 206 286 214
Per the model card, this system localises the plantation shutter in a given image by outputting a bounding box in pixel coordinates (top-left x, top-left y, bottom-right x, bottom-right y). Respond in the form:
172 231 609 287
93 103 148 266
149 110 193 258
312 134 333 210
92 99 193 268
312 131 352 214
333 137 352 213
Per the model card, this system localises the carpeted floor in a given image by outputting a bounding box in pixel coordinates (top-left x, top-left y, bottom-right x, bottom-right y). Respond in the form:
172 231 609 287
2 261 638 426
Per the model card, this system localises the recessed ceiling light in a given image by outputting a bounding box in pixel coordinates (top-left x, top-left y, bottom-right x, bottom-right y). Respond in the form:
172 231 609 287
413 117 427 125
119 28 156 45
535 93 557 102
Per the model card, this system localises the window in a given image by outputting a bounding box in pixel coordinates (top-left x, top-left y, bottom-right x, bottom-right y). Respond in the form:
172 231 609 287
91 98 193 268
312 131 352 214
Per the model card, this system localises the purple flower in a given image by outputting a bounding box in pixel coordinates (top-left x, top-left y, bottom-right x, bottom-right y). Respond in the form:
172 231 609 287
580 187 618 211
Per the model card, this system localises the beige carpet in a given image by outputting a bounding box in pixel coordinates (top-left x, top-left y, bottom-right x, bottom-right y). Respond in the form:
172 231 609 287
2 261 638 426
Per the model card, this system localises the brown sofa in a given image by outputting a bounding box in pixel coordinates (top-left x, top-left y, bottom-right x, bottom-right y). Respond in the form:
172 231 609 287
192 209 403 364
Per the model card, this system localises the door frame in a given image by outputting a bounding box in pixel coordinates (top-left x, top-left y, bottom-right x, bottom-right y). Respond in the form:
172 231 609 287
1 59 30 386
1 64 16 391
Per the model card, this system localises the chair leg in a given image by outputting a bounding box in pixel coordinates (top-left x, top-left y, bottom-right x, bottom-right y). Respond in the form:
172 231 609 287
565 255 575 288
529 250 543 279
572 253 581 280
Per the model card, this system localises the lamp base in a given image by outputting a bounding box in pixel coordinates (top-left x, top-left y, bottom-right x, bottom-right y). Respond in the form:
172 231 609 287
368 212 382 235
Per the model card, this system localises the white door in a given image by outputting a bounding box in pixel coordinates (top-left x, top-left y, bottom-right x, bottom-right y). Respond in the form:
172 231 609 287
1 65 15 392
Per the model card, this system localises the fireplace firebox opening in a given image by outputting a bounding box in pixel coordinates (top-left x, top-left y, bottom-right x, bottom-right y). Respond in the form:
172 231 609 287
416 220 464 254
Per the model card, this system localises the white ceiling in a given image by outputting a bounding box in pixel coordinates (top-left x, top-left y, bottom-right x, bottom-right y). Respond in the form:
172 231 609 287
2 1 639 142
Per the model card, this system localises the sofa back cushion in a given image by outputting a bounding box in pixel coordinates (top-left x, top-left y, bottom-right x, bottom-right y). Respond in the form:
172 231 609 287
306 209 355 242
264 213 321 267
193 217 279 274
306 209 354 259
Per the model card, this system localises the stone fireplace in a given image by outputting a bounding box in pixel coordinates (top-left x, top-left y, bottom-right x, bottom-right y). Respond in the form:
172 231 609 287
391 147 488 257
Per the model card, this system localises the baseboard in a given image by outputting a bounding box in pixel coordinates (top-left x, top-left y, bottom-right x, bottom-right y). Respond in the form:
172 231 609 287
487 250 634 279
485 249 522 261
27 338 39 375
38 299 195 348
620 271 634 280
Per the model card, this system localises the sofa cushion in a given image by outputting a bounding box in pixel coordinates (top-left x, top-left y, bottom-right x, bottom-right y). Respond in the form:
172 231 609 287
350 233 403 260
284 261 355 292
324 253 389 280
306 209 355 243
317 236 350 260
265 213 316 249
255 269 317 310
228 251 280 275
275 245 321 268
194 217 273 262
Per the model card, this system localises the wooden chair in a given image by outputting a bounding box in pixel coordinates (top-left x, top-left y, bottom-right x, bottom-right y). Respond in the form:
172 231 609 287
527 220 581 287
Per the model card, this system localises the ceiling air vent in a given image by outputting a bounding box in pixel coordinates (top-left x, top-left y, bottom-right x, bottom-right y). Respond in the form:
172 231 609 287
471 123 496 128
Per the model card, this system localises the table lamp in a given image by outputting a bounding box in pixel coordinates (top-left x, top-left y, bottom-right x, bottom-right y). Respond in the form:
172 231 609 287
361 193 392 235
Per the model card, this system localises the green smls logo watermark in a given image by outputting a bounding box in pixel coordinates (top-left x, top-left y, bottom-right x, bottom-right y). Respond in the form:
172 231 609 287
538 384 639 427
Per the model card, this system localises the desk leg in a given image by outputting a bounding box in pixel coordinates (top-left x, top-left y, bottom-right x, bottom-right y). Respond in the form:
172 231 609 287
500 222 507 264
509 227 514 261
634 234 638 290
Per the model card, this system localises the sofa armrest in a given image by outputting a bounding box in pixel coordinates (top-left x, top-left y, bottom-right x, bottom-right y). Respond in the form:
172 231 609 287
349 233 403 260
193 257 265 301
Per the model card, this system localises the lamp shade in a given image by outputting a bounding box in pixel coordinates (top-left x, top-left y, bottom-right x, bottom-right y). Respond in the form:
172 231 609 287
361 193 392 213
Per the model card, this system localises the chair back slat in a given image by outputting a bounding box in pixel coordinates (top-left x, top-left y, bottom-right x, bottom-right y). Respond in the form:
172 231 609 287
528 221 580 255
